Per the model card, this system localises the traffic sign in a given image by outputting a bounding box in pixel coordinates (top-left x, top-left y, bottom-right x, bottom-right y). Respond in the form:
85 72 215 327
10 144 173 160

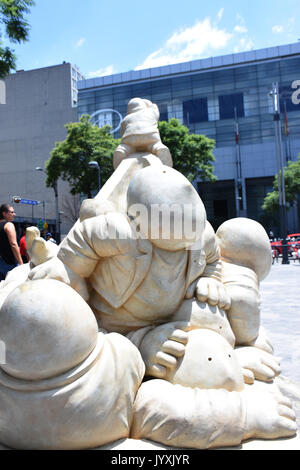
12 196 40 205
20 198 39 205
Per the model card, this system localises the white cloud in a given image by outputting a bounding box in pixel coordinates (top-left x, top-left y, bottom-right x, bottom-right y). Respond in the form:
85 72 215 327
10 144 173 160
234 25 248 34
234 13 248 34
233 37 255 53
75 38 86 48
272 25 284 33
216 8 224 22
87 65 117 78
135 16 232 70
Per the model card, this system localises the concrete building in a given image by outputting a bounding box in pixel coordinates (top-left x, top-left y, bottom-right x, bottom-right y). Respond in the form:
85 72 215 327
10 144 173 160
77 42 300 235
0 62 84 239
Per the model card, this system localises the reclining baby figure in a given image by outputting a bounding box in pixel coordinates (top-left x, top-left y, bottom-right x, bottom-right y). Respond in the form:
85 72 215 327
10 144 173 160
22 162 296 449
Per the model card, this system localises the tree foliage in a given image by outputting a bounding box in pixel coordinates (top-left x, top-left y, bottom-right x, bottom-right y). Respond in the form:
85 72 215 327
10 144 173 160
158 118 216 183
0 0 34 78
47 115 217 199
46 115 119 198
262 155 300 213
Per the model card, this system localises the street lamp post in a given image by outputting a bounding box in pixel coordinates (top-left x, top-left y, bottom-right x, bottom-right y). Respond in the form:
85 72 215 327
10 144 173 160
88 161 101 194
270 83 289 264
35 167 61 243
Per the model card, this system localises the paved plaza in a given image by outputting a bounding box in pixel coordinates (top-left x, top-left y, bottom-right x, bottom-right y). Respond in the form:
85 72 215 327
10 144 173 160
259 261 300 384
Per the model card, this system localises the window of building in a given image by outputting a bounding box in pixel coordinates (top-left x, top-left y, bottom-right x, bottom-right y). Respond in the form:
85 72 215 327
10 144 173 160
213 199 228 218
158 103 168 122
93 111 113 128
167 102 183 123
183 98 208 125
218 93 244 120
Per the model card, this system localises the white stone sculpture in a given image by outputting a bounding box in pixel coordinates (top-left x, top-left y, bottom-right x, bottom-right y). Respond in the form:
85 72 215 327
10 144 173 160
0 279 144 450
0 97 297 450
113 97 172 169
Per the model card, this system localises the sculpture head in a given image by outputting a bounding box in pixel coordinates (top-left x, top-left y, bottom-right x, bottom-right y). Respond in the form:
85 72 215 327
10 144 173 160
127 97 155 115
216 217 272 281
166 329 244 391
0 279 99 380
127 165 206 251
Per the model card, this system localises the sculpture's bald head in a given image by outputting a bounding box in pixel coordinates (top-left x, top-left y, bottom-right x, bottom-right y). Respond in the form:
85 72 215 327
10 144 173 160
127 165 206 251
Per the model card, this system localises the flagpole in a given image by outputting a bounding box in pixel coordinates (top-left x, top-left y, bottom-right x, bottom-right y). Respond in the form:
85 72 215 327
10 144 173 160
283 100 291 162
234 107 246 217
271 82 289 264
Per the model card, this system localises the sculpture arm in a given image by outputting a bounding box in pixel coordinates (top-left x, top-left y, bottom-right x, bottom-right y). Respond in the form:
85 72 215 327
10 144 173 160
58 213 134 278
186 221 231 310
131 380 296 448
29 213 134 301
131 380 247 448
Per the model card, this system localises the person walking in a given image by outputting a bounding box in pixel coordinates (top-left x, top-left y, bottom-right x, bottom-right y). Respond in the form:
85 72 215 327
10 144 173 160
0 204 23 280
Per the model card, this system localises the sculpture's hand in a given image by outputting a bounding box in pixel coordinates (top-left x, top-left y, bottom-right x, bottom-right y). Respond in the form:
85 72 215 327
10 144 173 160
139 321 190 379
248 326 274 354
28 257 89 300
243 385 296 440
196 277 231 310
235 346 281 384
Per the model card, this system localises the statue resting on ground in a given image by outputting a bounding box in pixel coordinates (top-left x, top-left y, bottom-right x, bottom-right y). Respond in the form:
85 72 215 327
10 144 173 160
0 98 296 450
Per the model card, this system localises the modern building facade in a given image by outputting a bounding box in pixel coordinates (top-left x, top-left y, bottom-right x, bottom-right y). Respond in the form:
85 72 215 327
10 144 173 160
0 62 84 238
77 42 300 234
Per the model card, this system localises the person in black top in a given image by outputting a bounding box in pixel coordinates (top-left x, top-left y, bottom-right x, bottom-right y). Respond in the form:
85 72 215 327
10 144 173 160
0 204 23 280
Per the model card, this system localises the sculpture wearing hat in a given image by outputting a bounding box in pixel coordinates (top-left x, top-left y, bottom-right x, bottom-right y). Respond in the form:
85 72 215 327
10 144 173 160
113 98 172 169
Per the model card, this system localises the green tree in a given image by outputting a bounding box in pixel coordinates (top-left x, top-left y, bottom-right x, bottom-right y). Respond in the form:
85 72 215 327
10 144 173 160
0 0 34 78
262 155 300 213
158 118 216 183
46 115 119 198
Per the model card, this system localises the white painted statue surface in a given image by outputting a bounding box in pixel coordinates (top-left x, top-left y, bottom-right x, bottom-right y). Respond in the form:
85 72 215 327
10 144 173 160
0 98 297 449
0 280 144 449
113 98 172 169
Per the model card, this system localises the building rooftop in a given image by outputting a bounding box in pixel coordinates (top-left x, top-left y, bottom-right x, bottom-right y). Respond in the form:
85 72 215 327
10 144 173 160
78 42 300 91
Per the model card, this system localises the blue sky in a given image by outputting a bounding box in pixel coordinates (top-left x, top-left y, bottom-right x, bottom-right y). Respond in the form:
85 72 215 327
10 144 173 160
8 0 300 78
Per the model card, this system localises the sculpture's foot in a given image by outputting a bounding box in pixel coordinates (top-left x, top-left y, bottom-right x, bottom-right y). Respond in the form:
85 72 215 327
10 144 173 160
150 143 173 167
243 380 297 440
248 325 274 354
113 144 134 169
235 345 281 384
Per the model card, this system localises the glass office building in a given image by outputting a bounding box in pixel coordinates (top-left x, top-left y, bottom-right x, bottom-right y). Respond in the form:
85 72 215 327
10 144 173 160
77 42 300 234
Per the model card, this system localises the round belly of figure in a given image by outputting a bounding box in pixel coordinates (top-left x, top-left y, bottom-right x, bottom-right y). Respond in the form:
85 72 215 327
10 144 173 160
165 329 244 392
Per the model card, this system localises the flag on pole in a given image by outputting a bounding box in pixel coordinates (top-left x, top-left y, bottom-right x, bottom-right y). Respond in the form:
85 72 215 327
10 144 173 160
234 119 239 144
283 101 290 136
234 107 239 144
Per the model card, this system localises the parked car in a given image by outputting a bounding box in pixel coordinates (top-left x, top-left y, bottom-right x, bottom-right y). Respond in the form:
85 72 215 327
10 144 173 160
270 233 300 256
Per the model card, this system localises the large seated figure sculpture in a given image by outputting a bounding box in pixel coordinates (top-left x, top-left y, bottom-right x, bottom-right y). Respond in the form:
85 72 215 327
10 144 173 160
0 97 297 449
